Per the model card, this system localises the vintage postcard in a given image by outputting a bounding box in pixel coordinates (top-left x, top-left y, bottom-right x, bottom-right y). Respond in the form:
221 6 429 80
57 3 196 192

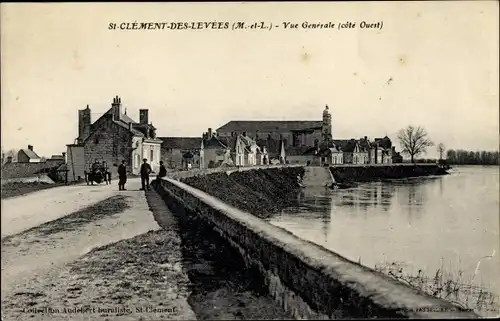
1 1 499 320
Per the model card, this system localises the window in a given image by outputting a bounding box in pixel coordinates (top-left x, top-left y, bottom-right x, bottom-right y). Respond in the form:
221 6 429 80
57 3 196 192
150 149 154 161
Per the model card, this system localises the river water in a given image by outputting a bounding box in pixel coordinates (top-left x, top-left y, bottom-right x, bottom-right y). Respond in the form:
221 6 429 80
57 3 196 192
267 165 500 314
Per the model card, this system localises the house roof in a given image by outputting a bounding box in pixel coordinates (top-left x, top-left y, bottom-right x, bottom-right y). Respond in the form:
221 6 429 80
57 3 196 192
1 160 64 179
120 112 137 124
19 149 40 160
203 136 228 149
374 136 392 149
217 120 323 133
239 135 257 147
159 137 202 150
217 136 240 151
332 139 358 153
83 113 145 144
358 139 372 150
83 108 144 141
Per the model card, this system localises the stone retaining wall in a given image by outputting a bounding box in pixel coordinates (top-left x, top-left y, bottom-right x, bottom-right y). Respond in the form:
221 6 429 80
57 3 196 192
153 174 477 320
330 164 448 183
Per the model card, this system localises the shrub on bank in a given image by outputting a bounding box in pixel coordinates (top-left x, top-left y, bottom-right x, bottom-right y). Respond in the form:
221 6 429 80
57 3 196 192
374 260 499 317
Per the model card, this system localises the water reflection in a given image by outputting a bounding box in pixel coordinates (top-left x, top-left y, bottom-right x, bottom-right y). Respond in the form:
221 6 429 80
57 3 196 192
268 167 500 303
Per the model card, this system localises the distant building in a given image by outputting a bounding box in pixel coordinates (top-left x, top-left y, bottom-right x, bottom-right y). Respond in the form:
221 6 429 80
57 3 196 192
216 105 332 150
200 130 268 168
392 147 403 163
212 105 400 166
200 134 232 168
1 159 65 185
17 145 41 163
159 137 203 170
47 153 66 162
66 96 162 181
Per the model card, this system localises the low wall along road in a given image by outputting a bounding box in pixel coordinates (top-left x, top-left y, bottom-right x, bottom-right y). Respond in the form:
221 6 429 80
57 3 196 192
153 164 477 319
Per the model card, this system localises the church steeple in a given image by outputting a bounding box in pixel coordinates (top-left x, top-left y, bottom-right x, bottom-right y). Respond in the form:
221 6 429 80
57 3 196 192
322 104 332 143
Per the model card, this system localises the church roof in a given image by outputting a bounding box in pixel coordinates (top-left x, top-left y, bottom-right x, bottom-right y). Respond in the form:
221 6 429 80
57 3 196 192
217 120 323 133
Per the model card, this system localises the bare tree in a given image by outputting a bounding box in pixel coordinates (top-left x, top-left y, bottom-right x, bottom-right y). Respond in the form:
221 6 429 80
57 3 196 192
437 143 446 160
2 148 18 163
397 125 434 163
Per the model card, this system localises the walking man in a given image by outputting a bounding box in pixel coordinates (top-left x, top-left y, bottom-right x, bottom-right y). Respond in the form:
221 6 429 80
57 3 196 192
118 160 127 190
140 158 152 191
157 160 167 179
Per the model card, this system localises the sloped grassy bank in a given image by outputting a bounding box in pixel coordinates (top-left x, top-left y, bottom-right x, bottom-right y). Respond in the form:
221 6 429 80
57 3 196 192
181 167 305 218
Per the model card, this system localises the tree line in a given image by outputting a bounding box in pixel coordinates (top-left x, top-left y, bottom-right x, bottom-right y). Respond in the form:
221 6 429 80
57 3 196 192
396 125 498 165
446 149 499 165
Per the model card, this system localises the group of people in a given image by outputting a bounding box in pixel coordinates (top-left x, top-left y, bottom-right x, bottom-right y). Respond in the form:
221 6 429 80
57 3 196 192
117 158 167 191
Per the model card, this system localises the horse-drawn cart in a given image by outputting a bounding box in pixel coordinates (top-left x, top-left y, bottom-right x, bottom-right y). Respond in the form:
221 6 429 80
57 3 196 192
84 161 111 185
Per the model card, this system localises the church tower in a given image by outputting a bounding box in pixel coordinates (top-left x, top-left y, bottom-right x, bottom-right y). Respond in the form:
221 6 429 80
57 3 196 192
322 105 332 143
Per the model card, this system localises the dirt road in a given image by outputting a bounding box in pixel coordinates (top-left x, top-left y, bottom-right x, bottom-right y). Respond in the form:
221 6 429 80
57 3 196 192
1 179 291 320
1 179 196 321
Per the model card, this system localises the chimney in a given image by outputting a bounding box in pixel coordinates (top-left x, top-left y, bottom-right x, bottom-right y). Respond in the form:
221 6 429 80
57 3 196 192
111 96 121 121
78 105 91 143
139 109 149 125
28 145 33 151
208 128 213 138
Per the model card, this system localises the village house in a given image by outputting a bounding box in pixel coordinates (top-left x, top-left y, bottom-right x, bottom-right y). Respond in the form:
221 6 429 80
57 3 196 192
392 147 403 163
66 96 162 181
226 133 267 166
159 137 202 170
199 133 232 168
373 136 393 164
281 146 315 165
17 145 41 163
315 143 344 166
255 138 285 164
199 129 270 168
46 153 66 163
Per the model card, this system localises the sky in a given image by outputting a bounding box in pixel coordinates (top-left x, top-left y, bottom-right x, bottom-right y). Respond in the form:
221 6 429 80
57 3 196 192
1 1 499 158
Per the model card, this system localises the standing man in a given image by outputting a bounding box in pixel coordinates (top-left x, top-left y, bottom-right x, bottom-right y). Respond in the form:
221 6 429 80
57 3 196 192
140 158 152 191
118 160 127 190
157 160 167 179
102 161 111 184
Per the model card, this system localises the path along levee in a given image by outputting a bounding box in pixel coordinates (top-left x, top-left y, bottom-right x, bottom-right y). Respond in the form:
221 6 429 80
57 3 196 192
1 179 142 239
1 178 197 321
